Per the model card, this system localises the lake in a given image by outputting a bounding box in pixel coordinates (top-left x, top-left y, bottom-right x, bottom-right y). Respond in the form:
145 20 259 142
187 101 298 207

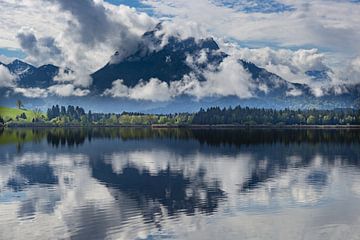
0 128 360 240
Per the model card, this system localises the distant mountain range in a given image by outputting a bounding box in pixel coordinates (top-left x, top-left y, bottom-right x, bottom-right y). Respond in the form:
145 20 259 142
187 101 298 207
0 59 59 88
1 24 359 112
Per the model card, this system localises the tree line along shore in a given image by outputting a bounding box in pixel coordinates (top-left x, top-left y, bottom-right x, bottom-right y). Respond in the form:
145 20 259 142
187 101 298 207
1 103 360 128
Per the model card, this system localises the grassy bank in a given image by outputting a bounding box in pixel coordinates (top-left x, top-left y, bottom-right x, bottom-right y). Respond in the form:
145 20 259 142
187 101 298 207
0 106 37 122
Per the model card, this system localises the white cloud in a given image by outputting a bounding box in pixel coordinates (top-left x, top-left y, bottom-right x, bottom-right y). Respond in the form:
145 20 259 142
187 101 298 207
48 84 90 97
152 20 208 47
130 78 172 101
0 0 157 85
286 88 303 97
103 78 172 101
53 69 92 88
104 56 253 100
12 84 90 98
201 56 253 98
337 56 360 85
224 46 328 85
311 86 325 97
142 0 360 58
13 87 48 98
172 56 254 99
0 65 16 88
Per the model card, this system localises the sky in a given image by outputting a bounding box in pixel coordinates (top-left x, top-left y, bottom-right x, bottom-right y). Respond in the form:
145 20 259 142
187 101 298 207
1 0 359 64
0 0 360 99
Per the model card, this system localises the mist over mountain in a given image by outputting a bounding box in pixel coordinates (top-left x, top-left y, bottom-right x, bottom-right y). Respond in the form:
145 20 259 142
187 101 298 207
1 24 359 113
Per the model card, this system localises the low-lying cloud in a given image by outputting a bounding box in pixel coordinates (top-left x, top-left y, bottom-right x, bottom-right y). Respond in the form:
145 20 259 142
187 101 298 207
226 46 329 85
103 55 253 101
104 78 172 101
0 65 16 88
48 84 90 97
12 84 90 99
14 87 48 98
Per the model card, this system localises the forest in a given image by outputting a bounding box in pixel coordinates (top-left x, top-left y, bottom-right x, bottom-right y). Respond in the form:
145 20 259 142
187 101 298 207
1 104 360 127
44 105 360 126
192 106 360 125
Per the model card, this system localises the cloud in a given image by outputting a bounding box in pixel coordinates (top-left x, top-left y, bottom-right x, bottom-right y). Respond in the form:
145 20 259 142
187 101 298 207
52 0 119 46
104 56 253 100
16 27 63 65
13 87 48 98
11 84 89 98
142 0 360 57
0 65 16 88
338 57 360 85
53 69 93 88
48 0 156 68
103 78 172 101
1 0 360 101
152 20 208 47
286 88 303 97
201 56 254 98
221 45 329 85
0 0 156 88
48 84 90 97
310 86 325 98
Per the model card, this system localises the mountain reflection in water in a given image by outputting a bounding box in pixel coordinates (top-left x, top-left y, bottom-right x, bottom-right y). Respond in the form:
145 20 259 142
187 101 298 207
0 128 360 240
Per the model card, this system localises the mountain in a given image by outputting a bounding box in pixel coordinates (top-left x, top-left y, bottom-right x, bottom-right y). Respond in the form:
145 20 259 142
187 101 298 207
3 59 59 88
91 25 308 100
89 24 360 111
91 36 226 92
1 24 359 112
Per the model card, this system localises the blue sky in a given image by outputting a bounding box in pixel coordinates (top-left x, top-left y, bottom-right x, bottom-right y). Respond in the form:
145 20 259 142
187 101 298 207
105 0 143 8
210 0 294 13
106 0 295 13
0 48 26 61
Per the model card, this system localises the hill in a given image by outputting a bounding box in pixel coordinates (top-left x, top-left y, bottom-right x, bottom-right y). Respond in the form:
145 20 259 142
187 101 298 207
0 107 37 122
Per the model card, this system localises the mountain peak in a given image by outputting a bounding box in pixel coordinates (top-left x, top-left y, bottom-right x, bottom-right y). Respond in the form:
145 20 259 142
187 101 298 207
2 60 59 88
9 59 33 67
38 64 59 71
6 59 36 76
92 27 225 92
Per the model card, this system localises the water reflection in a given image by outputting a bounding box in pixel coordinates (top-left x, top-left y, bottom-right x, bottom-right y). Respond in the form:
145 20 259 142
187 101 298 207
1 128 360 239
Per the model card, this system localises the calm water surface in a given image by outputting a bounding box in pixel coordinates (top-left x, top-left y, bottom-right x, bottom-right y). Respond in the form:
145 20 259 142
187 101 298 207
0 128 360 240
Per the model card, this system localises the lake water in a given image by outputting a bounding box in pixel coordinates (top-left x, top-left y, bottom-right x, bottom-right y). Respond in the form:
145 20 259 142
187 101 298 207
0 128 360 240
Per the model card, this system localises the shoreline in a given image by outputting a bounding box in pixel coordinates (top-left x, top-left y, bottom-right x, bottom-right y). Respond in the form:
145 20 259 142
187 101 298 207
3 124 360 129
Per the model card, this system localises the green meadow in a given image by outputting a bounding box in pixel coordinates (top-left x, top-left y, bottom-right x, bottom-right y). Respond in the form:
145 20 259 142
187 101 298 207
0 106 37 122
